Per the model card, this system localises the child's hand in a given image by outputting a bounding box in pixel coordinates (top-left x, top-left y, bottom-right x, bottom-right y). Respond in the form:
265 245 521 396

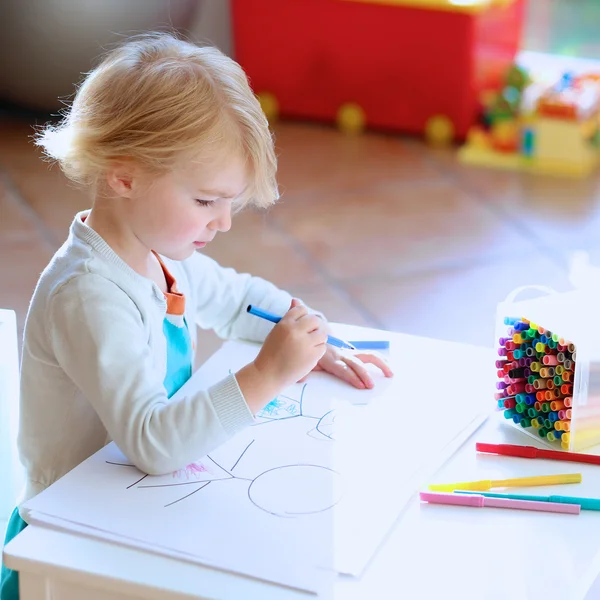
253 299 328 389
303 346 394 389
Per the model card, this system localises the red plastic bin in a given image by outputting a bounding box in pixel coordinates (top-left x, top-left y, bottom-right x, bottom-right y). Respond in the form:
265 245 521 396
231 0 526 141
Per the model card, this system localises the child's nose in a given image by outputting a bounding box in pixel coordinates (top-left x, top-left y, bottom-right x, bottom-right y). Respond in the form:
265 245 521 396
211 204 232 232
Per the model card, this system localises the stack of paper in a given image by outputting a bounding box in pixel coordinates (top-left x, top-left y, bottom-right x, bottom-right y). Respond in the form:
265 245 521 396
24 325 493 593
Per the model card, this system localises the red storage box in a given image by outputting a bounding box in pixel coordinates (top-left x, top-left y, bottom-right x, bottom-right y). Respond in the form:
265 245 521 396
231 0 526 141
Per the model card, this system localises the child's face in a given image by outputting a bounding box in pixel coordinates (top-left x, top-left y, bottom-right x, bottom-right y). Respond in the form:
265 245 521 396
129 155 248 261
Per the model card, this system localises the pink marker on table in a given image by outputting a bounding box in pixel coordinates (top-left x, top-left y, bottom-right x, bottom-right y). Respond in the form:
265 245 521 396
419 492 580 515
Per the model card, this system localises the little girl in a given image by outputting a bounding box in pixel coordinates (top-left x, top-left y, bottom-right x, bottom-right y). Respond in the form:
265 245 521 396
0 32 392 599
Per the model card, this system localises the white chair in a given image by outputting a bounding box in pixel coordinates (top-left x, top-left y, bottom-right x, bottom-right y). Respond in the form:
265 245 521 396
0 309 23 521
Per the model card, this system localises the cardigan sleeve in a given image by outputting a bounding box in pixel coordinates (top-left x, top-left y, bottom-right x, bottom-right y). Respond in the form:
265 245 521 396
46 274 254 475
178 252 323 342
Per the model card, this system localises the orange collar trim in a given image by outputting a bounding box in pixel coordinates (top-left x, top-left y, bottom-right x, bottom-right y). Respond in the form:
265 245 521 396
153 252 186 316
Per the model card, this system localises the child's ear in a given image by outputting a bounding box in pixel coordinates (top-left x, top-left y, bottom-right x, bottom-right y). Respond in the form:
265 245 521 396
105 161 138 198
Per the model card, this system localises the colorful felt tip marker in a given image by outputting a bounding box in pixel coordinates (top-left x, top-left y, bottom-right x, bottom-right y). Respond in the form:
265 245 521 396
455 490 600 511
419 491 580 515
246 305 356 350
428 473 582 492
347 340 390 350
476 442 600 466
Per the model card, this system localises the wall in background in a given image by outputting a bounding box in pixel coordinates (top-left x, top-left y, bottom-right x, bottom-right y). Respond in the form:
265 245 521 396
188 1 232 56
522 0 600 60
0 0 233 112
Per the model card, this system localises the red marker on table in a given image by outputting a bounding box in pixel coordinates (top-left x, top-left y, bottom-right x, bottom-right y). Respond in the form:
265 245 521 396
476 442 600 466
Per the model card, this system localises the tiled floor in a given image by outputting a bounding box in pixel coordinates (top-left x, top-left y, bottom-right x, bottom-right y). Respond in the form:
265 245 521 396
2 113 599 363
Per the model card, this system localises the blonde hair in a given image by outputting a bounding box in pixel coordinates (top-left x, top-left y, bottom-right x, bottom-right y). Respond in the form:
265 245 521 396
35 32 278 208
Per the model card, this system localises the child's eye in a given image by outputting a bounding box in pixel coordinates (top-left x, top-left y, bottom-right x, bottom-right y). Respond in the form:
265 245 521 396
195 199 213 207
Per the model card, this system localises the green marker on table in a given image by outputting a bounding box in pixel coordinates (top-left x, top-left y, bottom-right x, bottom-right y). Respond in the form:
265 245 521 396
455 490 600 511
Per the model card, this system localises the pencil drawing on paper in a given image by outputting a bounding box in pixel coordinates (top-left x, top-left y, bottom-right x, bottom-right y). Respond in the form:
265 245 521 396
106 383 344 515
252 382 340 442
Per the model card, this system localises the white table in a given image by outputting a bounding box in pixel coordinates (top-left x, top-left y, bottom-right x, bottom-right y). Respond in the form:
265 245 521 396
5 335 600 600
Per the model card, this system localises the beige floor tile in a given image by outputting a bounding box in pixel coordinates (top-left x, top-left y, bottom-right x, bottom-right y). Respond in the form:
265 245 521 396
0 238 53 329
8 164 89 244
271 180 543 280
418 140 525 200
0 118 40 172
423 140 600 253
0 118 90 243
0 176 38 241
461 170 600 252
274 123 445 197
406 136 600 202
285 284 376 329
18 176 90 243
344 255 572 347
201 209 323 289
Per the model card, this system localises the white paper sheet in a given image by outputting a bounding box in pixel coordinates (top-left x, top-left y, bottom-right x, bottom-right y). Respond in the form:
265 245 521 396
23 325 493 593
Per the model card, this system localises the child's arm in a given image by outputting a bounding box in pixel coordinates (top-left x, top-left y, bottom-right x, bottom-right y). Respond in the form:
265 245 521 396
44 275 284 475
178 252 322 342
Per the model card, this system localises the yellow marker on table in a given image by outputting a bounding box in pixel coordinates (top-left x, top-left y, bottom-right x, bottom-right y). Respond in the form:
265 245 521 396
428 473 582 492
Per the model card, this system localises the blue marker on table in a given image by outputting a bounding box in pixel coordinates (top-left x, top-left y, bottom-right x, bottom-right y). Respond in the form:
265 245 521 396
349 340 390 350
246 305 356 350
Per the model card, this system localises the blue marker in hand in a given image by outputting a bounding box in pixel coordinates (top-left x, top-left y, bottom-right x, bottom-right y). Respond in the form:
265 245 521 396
246 305 356 350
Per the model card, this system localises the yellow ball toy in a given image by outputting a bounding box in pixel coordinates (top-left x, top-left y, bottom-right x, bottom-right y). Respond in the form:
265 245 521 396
336 102 366 135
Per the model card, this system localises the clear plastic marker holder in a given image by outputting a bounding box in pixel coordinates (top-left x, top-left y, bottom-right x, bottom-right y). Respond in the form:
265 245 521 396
496 285 600 452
